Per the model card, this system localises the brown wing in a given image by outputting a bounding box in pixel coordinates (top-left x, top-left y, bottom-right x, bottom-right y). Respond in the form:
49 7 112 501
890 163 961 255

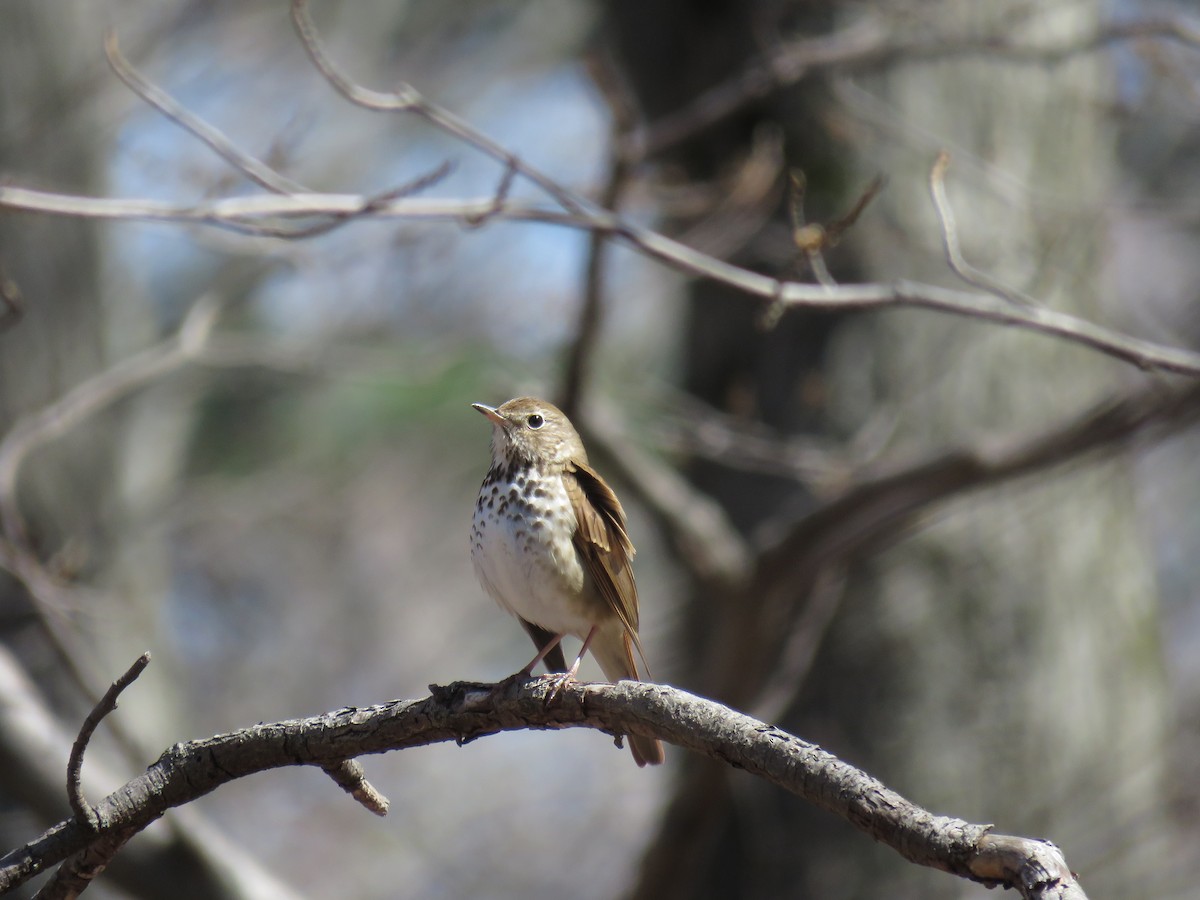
563 459 650 677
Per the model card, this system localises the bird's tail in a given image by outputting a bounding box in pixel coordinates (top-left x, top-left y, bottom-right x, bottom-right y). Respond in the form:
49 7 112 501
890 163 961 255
591 623 665 767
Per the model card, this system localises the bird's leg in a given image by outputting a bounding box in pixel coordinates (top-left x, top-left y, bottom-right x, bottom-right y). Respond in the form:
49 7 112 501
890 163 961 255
516 632 566 678
544 625 598 705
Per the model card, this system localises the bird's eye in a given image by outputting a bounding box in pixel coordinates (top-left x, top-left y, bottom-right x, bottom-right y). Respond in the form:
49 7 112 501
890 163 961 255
526 414 544 429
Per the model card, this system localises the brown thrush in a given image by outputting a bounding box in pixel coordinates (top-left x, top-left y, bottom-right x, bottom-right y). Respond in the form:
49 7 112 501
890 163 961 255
470 397 664 767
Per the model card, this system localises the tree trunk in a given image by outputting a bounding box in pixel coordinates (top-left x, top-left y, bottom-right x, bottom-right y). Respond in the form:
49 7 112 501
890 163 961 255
607 1 1173 897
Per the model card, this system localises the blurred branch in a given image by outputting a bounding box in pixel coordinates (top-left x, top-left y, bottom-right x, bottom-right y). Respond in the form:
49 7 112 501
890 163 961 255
5 184 1200 377
757 378 1200 587
0 296 220 544
0 297 224 793
104 31 311 195
749 565 846 724
929 151 1037 307
561 48 639 418
673 123 785 261
631 13 1200 158
788 169 885 289
289 0 582 215
652 400 848 487
0 678 1087 900
581 402 751 587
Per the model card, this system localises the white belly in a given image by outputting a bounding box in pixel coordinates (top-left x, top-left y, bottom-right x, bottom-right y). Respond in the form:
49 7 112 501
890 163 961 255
470 471 595 639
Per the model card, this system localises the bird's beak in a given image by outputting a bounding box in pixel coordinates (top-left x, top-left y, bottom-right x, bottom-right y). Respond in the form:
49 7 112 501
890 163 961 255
471 403 506 426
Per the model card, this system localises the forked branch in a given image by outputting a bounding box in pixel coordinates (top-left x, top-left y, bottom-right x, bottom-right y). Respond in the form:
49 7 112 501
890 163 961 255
0 678 1087 900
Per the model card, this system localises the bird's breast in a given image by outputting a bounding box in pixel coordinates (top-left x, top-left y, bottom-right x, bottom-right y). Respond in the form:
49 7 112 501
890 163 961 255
470 466 595 637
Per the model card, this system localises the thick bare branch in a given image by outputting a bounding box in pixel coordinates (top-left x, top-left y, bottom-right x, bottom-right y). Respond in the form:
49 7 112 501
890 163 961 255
0 679 1087 899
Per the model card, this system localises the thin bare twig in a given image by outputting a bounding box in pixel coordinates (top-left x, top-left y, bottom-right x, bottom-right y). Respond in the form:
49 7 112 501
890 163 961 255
750 564 847 724
269 160 456 239
319 760 390 817
463 157 518 228
562 48 640 418
0 297 220 543
929 151 1037 307
289 0 583 215
104 31 310 195
67 653 151 830
789 169 885 288
581 401 751 587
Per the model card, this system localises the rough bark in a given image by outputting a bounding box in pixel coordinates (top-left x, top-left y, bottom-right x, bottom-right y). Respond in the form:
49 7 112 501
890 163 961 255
0 678 1087 900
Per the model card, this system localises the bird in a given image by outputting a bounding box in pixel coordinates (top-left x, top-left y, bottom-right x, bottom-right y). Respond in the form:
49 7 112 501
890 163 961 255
469 397 664 767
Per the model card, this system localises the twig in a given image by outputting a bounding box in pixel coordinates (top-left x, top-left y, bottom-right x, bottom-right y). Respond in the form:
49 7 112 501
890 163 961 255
929 151 1037 307
581 402 751 587
789 169 884 288
652 395 846 485
757 378 1200 588
5 184 1200 376
463 157 517 228
268 160 456 239
289 0 583 215
104 31 310 196
750 565 847 723
635 14 1200 158
562 48 639 418
0 678 1089 899
319 760 389 817
0 296 220 543
66 653 151 830
670 122 785 260
0 298 220 789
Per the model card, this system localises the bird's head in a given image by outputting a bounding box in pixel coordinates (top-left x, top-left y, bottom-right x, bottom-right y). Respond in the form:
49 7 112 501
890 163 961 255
472 397 585 469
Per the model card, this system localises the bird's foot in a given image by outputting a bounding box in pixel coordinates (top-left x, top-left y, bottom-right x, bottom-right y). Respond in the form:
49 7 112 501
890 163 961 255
542 661 581 706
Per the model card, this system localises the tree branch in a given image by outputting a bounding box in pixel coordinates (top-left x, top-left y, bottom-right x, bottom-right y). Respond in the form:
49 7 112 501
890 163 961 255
4 184 1200 377
0 679 1087 899
758 378 1200 584
561 47 639 419
66 653 152 831
103 31 311 196
632 12 1200 158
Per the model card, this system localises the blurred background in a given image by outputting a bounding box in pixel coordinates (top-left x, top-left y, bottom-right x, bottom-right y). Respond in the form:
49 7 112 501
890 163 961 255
2 0 1199 897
